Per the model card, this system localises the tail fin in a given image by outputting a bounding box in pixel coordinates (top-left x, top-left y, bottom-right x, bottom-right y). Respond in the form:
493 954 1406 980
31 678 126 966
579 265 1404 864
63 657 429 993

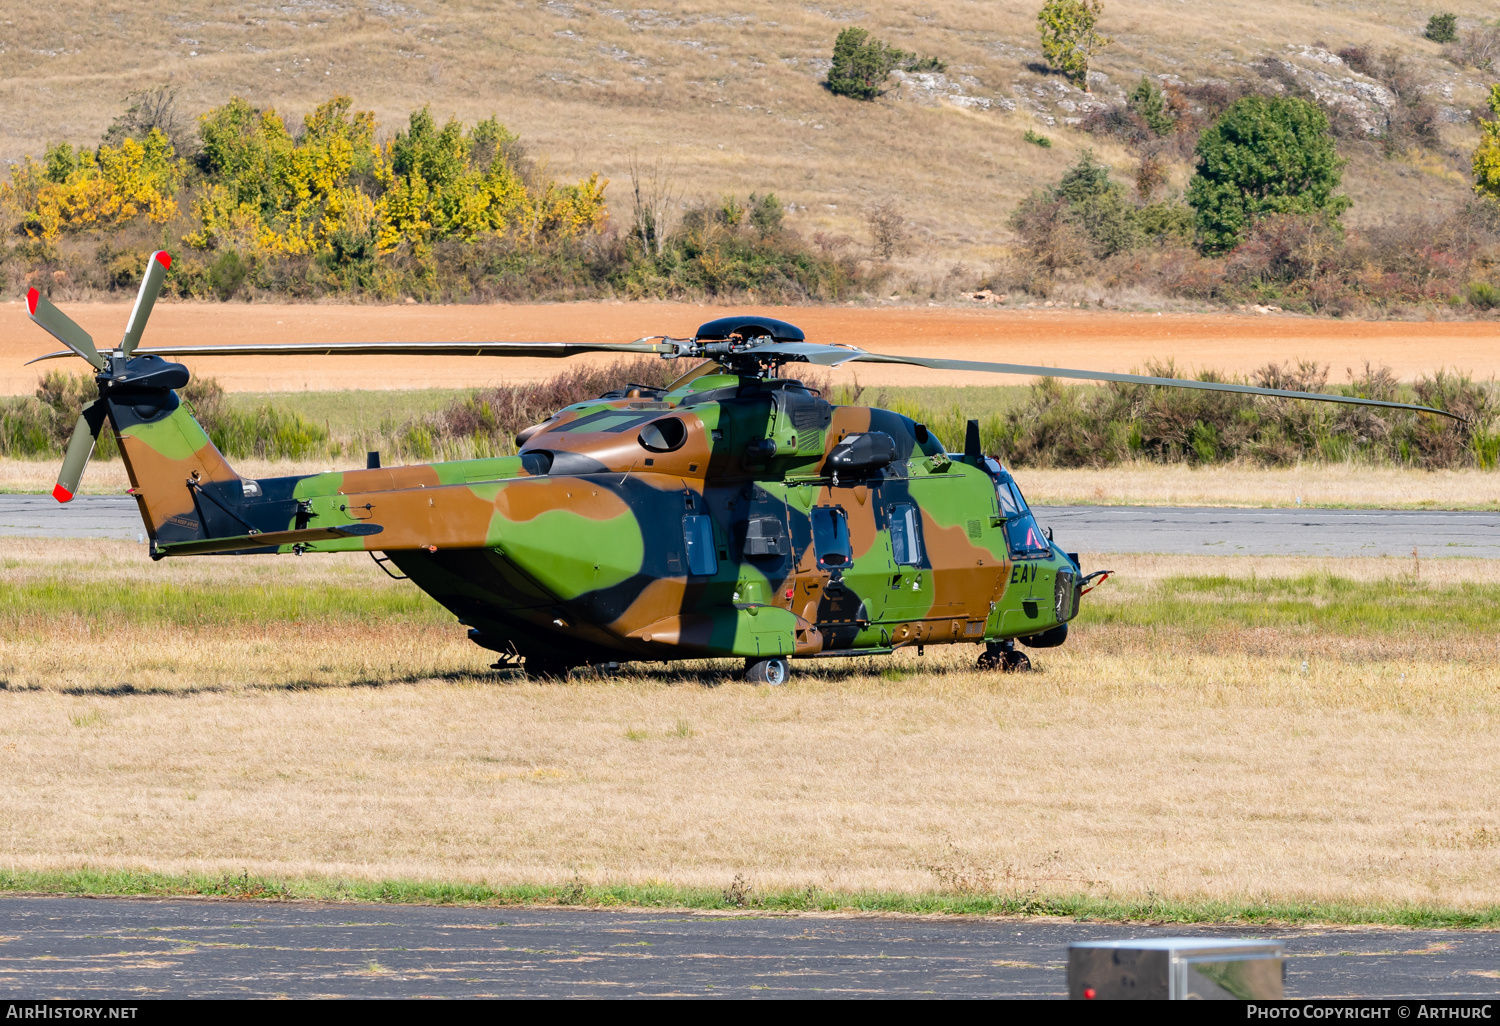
105 370 243 545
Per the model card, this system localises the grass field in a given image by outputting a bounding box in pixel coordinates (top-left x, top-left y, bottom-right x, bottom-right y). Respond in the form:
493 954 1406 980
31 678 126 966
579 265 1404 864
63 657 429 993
2 539 1497 921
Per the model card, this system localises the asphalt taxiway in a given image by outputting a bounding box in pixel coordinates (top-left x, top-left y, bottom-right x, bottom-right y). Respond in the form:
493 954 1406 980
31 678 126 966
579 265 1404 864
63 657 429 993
0 898 1496 999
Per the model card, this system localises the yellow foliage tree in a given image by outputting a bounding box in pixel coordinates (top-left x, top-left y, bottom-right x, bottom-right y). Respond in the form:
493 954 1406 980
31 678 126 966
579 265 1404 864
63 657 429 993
12 130 184 240
1472 85 1500 200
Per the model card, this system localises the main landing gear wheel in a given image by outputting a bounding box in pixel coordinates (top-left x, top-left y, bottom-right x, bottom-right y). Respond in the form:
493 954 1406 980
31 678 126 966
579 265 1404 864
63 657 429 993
744 657 790 685
979 641 1031 673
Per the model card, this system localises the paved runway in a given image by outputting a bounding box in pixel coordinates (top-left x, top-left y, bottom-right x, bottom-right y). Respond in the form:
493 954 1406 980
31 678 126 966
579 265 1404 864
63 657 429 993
5 494 1500 557
0 898 1497 999
1035 505 1500 558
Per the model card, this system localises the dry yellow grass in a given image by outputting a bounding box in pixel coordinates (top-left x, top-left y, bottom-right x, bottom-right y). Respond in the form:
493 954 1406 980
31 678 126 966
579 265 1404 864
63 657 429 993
0 0 1488 269
2 539 1498 907
10 456 1499 509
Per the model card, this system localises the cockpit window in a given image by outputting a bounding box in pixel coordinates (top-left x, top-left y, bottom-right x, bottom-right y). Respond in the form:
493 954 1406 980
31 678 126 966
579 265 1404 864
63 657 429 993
996 472 1051 559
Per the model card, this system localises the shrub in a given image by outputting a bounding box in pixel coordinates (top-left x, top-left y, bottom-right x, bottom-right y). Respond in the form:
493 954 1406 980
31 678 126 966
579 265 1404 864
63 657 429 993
1187 96 1349 254
1023 129 1053 148
1128 77 1176 136
987 361 1497 469
1449 22 1500 70
1425 13 1459 44
865 201 911 260
1466 280 1500 309
1472 85 1500 201
1011 151 1149 264
826 28 910 100
10 129 185 240
1036 0 1111 88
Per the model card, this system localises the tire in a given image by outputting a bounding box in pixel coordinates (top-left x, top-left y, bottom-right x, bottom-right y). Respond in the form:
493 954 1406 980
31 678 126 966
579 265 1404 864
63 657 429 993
977 649 1003 670
1002 650 1032 673
744 657 790 686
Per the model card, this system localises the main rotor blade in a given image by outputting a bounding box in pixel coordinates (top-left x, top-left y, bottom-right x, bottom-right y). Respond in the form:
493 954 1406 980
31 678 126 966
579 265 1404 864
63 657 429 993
780 346 1461 422
25 340 672 365
53 400 107 503
120 251 172 358
26 289 105 371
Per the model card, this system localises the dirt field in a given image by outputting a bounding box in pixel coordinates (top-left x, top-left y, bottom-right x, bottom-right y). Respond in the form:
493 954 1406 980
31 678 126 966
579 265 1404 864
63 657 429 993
7 303 1500 395
2 539 1497 907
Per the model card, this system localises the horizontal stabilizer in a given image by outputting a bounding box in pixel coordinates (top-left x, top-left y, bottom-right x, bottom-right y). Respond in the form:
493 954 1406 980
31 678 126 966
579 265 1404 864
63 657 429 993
155 522 383 558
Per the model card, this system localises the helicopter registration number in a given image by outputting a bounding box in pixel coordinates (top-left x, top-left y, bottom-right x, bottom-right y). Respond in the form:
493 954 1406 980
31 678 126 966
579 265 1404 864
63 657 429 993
1009 562 1039 584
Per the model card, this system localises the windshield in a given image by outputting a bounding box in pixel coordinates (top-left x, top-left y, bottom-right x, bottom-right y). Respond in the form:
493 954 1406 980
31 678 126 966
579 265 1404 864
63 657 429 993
996 472 1052 559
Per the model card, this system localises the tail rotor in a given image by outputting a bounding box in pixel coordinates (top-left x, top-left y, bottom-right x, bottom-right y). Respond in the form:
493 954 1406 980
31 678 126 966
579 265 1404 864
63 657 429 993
25 249 174 502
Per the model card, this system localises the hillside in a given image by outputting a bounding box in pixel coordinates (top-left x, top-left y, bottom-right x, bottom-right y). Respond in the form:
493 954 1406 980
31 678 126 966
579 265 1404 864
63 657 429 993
3 1 1495 264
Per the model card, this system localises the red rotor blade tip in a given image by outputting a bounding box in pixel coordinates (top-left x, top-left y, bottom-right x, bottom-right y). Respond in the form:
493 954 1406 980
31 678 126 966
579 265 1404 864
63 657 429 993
26 287 38 315
154 251 171 269
52 483 74 503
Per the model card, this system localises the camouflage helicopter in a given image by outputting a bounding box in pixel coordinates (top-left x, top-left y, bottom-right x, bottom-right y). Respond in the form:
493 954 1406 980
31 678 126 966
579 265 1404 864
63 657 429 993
26 251 1458 683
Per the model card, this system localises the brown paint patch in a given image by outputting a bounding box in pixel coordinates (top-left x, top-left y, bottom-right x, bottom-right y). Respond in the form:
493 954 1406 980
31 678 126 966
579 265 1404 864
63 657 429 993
342 485 498 550
490 477 633 523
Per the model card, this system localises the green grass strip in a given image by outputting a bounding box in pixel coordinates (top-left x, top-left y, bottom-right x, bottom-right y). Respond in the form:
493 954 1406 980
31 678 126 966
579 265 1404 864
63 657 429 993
2 869 1496 929
1080 572 1500 635
0 581 446 626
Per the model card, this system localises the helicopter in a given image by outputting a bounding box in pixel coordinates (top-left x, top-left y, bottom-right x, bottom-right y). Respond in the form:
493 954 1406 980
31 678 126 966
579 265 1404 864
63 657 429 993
25 251 1459 683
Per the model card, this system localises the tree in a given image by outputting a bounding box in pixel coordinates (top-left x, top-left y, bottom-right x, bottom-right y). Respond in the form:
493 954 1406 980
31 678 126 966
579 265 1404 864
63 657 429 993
1186 96 1350 253
1128 76 1175 136
1425 12 1458 44
1472 85 1500 200
1037 0 1111 90
827 28 910 101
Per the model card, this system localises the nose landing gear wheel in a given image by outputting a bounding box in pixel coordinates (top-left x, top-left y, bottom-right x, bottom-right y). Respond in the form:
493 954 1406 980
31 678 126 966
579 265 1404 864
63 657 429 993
744 656 790 685
979 641 1031 673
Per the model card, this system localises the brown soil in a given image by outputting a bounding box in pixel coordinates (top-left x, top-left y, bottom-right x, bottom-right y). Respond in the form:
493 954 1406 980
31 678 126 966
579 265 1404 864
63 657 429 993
6 301 1500 394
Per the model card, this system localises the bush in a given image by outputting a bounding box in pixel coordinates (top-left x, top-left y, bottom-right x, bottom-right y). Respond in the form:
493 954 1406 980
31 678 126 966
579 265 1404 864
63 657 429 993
1023 129 1053 148
1128 77 1176 136
1425 12 1459 44
987 361 1496 469
1449 22 1500 70
826 28 909 100
1466 280 1500 309
1187 96 1349 254
1009 151 1158 266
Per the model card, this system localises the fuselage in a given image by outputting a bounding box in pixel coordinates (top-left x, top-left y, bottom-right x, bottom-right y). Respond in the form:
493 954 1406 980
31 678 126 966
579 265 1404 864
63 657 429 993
120 369 1082 669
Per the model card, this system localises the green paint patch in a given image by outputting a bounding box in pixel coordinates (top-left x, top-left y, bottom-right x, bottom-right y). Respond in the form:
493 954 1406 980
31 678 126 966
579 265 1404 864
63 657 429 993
492 508 643 599
1 869 1495 929
120 409 214 462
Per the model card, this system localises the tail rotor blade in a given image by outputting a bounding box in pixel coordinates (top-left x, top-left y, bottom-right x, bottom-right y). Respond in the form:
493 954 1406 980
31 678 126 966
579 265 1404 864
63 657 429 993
120 250 172 358
53 401 107 504
27 289 105 371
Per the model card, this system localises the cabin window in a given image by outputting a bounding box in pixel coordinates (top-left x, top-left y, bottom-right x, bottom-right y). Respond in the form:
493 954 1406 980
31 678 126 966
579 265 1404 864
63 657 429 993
810 506 852 569
889 504 923 566
682 514 719 576
639 417 688 453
